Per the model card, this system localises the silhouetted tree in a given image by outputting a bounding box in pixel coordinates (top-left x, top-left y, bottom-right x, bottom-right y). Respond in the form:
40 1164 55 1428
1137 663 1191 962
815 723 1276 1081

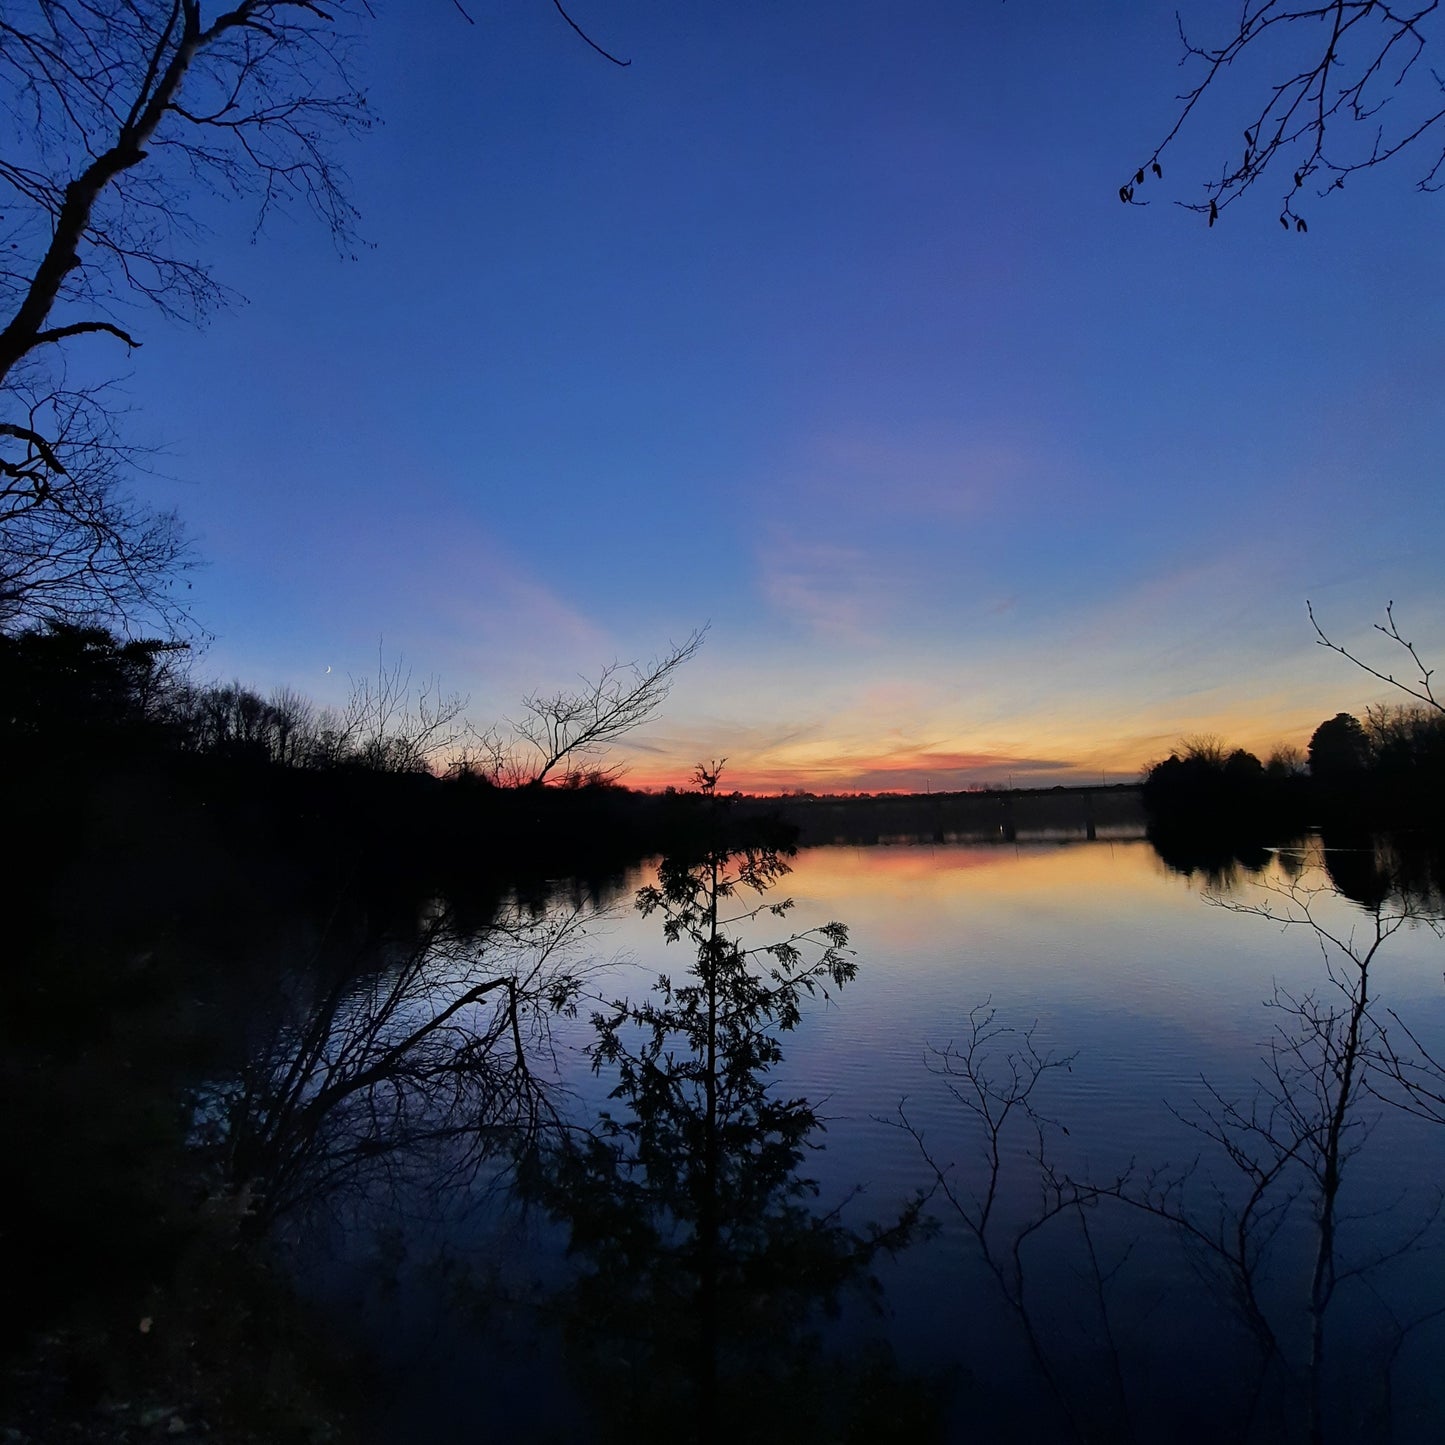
1223 746 1266 783
266 684 317 768
172 650 469 772
0 387 192 632
324 649 468 774
1266 743 1308 779
1125 2 1445 229
0 3 633 634
0 1 374 631
1366 703 1445 786
0 619 185 746
1182 733 1230 767
464 628 707 786
525 765 928 1443
1308 711 1371 781
1142 735 1304 845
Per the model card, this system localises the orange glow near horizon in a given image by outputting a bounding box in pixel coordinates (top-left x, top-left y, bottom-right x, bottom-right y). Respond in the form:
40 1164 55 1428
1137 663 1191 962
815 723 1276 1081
614 711 1327 795
622 750 1091 796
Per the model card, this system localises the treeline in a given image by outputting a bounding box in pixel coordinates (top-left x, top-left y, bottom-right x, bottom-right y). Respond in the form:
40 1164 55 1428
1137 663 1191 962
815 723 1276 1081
2 623 469 774
1306 706 1445 817
750 783 1144 847
0 623 721 914
1142 705 1445 836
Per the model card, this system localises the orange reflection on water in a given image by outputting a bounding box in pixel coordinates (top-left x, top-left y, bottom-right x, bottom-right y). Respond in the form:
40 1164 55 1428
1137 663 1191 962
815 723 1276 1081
771 839 1176 977
792 838 1163 906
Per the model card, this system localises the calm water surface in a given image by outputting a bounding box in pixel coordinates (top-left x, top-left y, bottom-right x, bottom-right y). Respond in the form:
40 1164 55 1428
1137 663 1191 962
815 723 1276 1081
291 837 1445 1444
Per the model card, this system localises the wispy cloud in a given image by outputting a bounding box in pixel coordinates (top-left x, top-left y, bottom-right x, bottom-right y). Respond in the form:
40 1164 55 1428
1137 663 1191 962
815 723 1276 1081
755 534 893 643
780 428 1056 522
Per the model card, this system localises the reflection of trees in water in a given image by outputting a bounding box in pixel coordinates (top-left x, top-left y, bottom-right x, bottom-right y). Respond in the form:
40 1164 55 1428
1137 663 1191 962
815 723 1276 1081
1146 820 1278 891
1190 885 1445 1441
198 902 608 1232
1150 829 1445 916
905 867 1445 1443
199 788 938 1441
1318 834 1445 916
209 822 1445 1442
522 770 936 1445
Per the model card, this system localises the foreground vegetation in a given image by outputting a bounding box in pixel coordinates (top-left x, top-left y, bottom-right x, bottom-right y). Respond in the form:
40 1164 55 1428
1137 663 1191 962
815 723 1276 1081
0 621 715 1441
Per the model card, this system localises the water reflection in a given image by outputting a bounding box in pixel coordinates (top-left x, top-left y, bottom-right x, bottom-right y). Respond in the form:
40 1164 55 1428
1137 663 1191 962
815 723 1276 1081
1143 822 1445 915
522 778 936 1443
197 901 610 1231
202 830 1445 1443
904 857 1445 1443
1145 820 1276 890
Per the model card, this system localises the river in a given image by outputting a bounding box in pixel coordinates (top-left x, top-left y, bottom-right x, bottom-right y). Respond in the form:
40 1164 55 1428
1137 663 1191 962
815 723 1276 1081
253 833 1445 1444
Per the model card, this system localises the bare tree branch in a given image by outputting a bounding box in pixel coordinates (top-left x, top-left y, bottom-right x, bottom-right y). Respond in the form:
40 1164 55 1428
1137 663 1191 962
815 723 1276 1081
1308 599 1440 711
475 627 709 786
207 901 608 1228
0 2 639 634
892 1005 1094 1436
0 1 371 383
1124 2 1445 228
897 868 1445 1438
0 0 370 631
325 643 469 773
550 0 631 68
0 383 195 634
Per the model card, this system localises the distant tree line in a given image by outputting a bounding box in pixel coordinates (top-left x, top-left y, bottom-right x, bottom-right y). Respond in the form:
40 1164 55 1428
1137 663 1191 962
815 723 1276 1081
1143 704 1445 835
1306 705 1445 818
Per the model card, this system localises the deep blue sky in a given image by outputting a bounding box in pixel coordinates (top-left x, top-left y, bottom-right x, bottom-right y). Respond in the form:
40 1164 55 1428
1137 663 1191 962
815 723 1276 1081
125 1 1443 788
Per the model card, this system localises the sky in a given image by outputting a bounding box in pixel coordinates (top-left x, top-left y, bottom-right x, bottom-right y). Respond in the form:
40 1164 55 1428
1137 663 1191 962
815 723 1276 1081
118 0 1443 792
